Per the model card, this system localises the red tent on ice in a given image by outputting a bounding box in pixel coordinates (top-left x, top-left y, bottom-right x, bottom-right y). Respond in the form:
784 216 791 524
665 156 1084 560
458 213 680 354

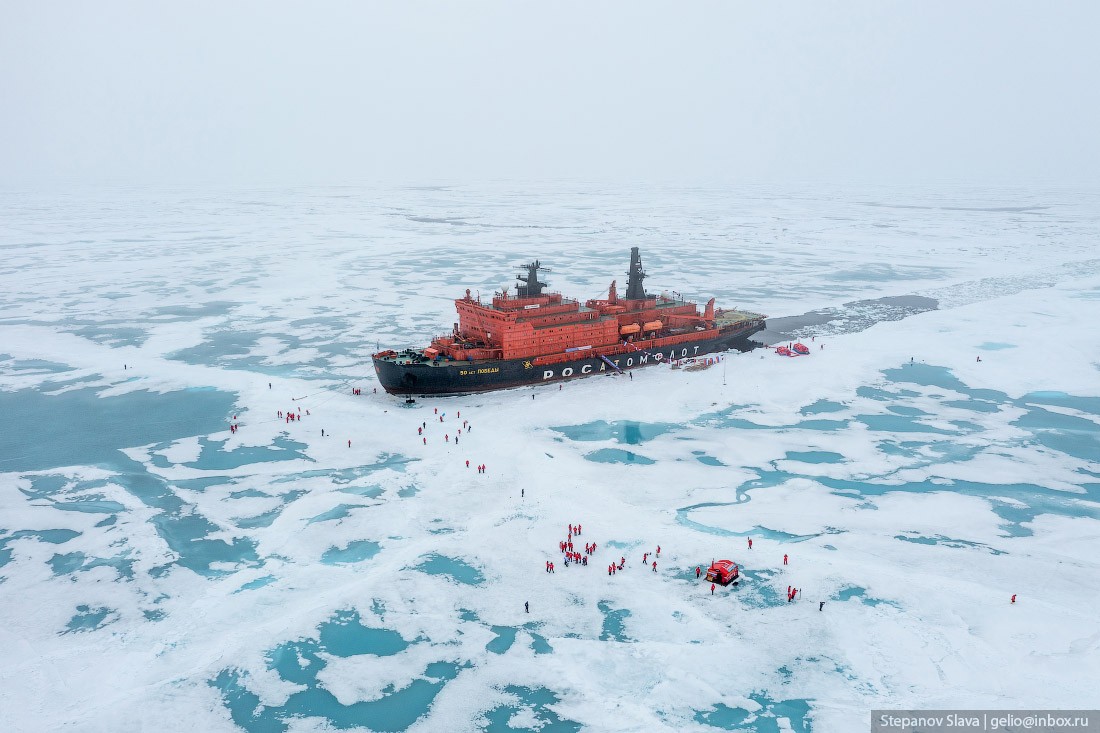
705 560 740 586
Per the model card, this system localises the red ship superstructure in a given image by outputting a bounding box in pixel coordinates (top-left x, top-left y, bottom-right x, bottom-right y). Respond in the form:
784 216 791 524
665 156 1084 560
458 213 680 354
373 247 766 395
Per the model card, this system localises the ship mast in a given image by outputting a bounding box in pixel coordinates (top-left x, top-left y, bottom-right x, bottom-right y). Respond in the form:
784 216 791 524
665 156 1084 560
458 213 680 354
516 259 550 298
625 246 647 300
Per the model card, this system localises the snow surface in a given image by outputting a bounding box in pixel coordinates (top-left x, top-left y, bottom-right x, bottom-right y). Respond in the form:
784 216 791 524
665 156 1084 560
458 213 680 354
1 183 1099 731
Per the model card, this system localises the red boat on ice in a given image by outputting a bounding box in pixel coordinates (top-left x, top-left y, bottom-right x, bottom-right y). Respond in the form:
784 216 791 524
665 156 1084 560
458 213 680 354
776 343 810 357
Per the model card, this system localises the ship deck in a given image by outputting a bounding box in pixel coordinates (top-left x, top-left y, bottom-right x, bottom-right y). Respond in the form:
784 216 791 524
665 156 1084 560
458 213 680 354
375 309 767 369
715 309 767 326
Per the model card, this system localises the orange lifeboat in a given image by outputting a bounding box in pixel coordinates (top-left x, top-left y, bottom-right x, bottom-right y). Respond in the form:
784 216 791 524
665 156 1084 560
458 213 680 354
619 323 641 336
642 320 663 332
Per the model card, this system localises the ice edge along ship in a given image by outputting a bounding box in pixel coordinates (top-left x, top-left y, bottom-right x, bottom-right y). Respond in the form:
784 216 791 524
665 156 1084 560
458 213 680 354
373 247 766 395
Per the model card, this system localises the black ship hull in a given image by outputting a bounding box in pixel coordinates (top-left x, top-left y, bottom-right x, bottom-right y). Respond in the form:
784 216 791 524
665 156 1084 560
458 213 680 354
374 325 764 396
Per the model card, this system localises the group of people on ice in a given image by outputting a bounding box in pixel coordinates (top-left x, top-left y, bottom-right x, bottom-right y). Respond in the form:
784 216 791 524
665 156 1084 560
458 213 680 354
410 406 489 472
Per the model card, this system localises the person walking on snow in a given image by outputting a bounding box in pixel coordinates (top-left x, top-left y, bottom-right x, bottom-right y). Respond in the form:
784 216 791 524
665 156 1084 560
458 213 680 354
651 561 657 572
711 583 715 595
696 566 701 578
748 538 753 550
783 554 788 565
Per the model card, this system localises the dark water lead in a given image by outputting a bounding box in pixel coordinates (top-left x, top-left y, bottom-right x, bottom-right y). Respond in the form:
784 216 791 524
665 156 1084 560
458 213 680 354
756 294 938 343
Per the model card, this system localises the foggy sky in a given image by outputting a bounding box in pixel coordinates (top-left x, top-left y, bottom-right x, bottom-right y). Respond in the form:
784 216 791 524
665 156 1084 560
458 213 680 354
2 1 1098 186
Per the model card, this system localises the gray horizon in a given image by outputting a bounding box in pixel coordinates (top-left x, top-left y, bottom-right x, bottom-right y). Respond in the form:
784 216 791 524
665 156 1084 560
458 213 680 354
2 1 1098 187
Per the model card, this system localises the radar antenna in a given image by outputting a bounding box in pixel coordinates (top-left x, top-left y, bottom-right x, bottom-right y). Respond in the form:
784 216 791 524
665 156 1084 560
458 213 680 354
516 259 551 298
